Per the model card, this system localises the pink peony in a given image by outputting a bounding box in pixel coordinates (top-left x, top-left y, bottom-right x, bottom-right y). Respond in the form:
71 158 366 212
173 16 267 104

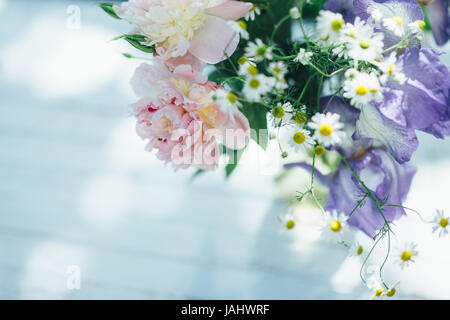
130 60 250 170
114 0 253 64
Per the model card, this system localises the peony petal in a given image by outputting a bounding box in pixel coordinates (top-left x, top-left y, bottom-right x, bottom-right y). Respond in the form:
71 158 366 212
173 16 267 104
206 1 253 21
189 16 240 64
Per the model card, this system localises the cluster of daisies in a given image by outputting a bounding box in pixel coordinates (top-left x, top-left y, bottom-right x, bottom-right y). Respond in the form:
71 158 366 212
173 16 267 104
281 207 449 298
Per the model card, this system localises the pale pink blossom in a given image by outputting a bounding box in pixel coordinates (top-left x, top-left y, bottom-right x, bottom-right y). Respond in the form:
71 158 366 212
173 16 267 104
130 61 250 170
114 0 252 64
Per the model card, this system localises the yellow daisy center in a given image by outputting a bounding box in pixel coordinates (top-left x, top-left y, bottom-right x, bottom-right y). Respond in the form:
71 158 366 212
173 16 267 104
315 145 325 156
331 19 344 31
319 124 333 137
293 132 306 144
237 20 247 30
286 219 295 230
393 16 403 26
440 218 449 229
386 288 396 297
273 67 282 74
248 65 258 76
375 287 383 297
370 87 378 93
416 20 426 31
249 79 260 89
388 64 395 76
401 250 412 262
293 112 307 124
359 39 370 49
238 56 249 65
357 245 364 255
356 85 368 96
272 106 285 119
227 92 238 104
256 45 267 57
330 220 342 232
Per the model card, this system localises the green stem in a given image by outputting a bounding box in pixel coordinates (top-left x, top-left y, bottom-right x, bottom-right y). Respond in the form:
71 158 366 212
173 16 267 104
341 156 391 231
270 14 291 45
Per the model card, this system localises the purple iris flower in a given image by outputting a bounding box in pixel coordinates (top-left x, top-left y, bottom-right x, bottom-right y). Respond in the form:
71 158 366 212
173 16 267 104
426 0 450 46
285 97 416 238
324 0 356 21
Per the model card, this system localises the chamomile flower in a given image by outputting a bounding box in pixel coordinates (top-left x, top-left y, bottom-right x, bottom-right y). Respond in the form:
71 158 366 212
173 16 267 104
243 74 275 101
348 241 365 257
237 56 258 76
289 7 300 20
229 20 249 40
268 62 288 77
346 26 384 62
268 102 293 126
320 210 349 243
369 8 383 22
432 209 449 237
274 77 288 92
279 209 296 231
293 48 313 65
316 10 345 45
408 20 426 36
343 72 382 108
395 242 418 269
307 112 345 147
378 53 407 84
244 4 261 21
383 15 408 37
367 276 385 298
289 105 308 125
287 127 314 152
340 17 366 43
245 38 273 62
212 89 241 114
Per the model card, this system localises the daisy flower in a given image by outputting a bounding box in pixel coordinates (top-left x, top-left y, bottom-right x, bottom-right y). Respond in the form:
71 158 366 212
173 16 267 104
268 102 293 126
307 112 345 147
432 209 449 237
343 71 382 108
291 110 308 125
367 276 385 298
212 89 241 114
289 7 300 20
348 241 365 257
346 25 384 62
293 48 313 66
408 20 426 36
243 74 275 101
279 208 296 231
274 76 288 92
316 10 345 45
268 62 288 78
320 210 349 243
245 38 273 62
287 127 314 152
383 15 407 37
237 56 258 76
369 8 383 22
244 4 261 21
378 52 407 85
395 242 418 269
229 20 249 40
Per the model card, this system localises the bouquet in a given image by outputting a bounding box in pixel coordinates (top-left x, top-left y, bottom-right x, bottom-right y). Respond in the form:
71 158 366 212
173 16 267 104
100 0 450 297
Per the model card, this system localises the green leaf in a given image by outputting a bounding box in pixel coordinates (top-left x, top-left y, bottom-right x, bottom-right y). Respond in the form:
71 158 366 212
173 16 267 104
225 149 245 178
98 3 121 20
112 34 155 53
189 169 206 183
240 103 268 150
123 37 155 53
